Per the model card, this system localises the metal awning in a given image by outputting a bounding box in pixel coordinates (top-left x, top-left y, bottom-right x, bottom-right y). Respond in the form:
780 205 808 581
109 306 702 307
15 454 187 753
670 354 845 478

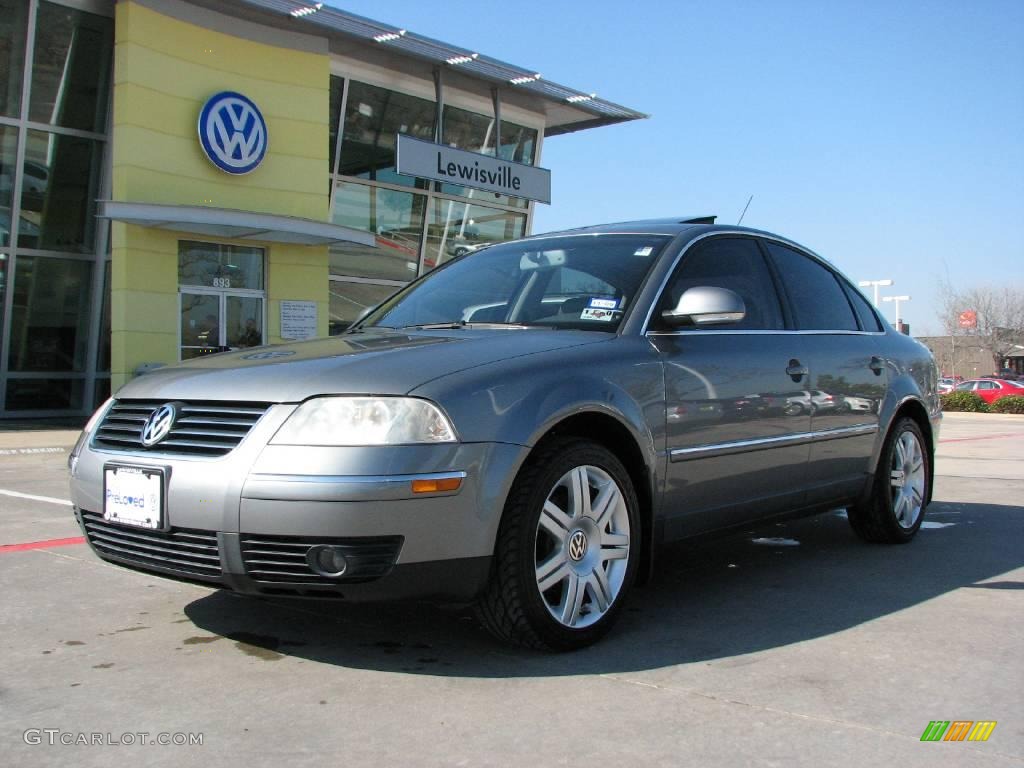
97 201 376 247
222 0 649 136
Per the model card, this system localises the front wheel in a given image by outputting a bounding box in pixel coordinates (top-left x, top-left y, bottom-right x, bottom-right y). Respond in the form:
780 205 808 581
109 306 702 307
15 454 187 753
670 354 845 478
848 417 930 543
475 438 640 651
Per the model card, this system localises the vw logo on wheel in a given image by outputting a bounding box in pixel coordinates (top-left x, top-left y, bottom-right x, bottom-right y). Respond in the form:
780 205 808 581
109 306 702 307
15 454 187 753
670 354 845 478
568 530 588 562
140 403 179 447
198 91 268 175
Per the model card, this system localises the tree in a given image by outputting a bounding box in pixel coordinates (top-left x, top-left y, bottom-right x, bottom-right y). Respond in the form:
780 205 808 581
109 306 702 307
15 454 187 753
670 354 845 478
936 281 1024 374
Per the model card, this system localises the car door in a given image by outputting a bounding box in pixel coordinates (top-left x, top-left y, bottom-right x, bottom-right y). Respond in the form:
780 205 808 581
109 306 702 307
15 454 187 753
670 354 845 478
975 380 999 403
762 241 887 505
647 235 812 539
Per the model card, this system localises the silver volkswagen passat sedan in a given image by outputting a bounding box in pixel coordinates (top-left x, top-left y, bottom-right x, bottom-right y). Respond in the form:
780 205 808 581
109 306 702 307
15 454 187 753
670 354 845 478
69 217 940 651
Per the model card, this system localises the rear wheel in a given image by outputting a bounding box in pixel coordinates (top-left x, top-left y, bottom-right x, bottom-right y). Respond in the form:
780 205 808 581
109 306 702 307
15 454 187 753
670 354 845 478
848 417 930 543
475 438 640 651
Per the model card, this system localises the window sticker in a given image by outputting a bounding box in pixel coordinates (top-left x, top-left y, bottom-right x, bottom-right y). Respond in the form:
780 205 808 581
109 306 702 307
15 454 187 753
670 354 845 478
580 307 617 322
588 297 619 309
633 246 654 257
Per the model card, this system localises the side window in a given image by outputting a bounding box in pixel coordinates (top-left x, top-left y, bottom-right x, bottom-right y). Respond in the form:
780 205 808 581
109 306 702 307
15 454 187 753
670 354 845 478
977 381 996 390
657 237 784 330
764 243 858 331
843 282 885 332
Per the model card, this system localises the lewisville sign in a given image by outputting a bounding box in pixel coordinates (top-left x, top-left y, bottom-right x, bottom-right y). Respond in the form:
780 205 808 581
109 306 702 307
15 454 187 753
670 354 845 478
396 134 551 204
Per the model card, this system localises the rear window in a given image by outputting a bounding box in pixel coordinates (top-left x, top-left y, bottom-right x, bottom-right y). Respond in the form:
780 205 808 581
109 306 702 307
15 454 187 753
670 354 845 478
843 283 885 332
765 242 858 331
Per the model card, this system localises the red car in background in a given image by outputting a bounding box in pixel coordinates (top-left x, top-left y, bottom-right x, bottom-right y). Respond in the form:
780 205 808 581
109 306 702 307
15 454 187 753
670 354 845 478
953 378 1024 404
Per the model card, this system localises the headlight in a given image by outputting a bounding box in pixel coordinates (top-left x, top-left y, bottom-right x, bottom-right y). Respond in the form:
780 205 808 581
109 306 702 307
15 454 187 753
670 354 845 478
271 397 457 446
69 397 113 474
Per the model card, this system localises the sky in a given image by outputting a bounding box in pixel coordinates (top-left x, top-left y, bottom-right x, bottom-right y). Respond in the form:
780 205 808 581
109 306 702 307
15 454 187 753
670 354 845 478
336 0 1024 335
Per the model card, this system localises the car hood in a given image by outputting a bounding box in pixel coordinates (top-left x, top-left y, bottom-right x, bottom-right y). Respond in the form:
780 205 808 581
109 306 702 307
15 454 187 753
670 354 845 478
115 328 610 402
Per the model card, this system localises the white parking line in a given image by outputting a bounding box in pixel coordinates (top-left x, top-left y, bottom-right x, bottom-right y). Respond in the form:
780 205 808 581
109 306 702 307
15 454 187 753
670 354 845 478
0 489 73 507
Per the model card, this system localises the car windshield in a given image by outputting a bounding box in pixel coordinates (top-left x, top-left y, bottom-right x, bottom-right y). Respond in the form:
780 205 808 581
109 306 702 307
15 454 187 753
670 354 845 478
360 234 672 332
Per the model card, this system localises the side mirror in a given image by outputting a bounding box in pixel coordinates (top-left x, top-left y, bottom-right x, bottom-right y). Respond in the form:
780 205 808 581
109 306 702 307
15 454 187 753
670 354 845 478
662 286 746 327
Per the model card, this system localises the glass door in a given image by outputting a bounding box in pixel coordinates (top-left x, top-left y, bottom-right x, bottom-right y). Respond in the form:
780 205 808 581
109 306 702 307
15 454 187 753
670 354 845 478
180 292 265 360
178 241 265 360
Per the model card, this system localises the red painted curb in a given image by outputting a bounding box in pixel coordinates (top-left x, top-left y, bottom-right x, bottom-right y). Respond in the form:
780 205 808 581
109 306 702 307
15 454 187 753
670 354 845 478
0 536 86 553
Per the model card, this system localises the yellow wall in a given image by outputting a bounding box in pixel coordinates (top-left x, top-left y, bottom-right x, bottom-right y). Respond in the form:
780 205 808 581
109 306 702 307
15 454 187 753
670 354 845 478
111 1 330 389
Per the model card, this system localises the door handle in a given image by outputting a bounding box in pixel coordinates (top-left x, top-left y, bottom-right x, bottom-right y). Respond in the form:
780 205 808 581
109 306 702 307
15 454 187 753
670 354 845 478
869 356 884 376
786 359 808 382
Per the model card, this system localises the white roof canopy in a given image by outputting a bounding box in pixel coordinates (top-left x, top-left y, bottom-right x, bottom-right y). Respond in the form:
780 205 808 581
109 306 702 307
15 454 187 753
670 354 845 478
98 201 376 247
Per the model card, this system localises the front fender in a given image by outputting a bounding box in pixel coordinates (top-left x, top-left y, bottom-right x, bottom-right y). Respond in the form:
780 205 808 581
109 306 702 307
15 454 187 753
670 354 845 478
410 336 667 516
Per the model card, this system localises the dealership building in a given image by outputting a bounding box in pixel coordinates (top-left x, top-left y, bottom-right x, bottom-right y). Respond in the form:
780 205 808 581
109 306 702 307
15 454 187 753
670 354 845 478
0 0 644 418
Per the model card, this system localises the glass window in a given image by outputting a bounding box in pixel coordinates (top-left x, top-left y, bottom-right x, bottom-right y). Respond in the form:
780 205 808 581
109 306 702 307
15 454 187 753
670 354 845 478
6 377 84 411
443 104 494 155
20 130 102 252
29 1 113 133
178 241 264 290
843 281 884 332
0 251 7 344
439 104 529 209
329 180 424 281
0 0 28 118
765 242 858 331
337 80 434 188
93 377 110 408
329 280 398 336
499 119 537 165
362 234 670 332
0 125 16 247
8 255 93 372
97 259 110 371
657 237 784 330
424 199 526 271
329 75 344 173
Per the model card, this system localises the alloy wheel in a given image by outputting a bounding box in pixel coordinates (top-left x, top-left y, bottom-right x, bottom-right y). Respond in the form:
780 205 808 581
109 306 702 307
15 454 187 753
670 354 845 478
534 465 630 629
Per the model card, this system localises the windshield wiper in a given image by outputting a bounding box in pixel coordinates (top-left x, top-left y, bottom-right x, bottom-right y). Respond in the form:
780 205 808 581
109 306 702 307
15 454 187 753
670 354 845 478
400 321 542 330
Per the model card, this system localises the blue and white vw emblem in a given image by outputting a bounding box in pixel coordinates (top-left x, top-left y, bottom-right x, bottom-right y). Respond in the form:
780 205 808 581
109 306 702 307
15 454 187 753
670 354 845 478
140 403 178 447
198 91 268 175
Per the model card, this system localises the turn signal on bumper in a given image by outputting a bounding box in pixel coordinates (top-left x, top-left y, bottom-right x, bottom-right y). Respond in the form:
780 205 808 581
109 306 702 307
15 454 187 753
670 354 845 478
411 477 463 494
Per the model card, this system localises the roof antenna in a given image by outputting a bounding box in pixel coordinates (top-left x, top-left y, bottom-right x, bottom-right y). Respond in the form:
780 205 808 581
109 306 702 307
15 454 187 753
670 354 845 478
737 195 753 225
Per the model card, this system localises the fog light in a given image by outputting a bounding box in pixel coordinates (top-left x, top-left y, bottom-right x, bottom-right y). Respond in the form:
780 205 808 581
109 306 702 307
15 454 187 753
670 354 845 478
307 545 348 578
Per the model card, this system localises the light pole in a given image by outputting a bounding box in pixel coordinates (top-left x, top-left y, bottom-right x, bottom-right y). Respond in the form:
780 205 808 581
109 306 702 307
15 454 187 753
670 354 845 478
858 279 893 307
882 295 911 328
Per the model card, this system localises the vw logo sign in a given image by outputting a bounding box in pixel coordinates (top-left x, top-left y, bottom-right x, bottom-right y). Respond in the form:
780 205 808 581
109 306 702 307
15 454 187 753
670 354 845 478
568 530 588 562
198 91 268 175
241 350 295 360
140 403 179 447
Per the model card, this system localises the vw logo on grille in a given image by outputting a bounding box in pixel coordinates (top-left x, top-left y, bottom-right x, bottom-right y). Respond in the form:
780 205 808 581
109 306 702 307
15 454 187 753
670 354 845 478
568 530 588 562
140 403 179 447
198 91 268 175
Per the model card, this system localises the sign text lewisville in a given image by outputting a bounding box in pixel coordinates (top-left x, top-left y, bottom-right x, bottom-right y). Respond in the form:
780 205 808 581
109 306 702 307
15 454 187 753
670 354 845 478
396 134 551 204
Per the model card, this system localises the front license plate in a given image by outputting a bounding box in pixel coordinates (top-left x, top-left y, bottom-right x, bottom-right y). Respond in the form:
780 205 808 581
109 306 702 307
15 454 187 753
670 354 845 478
103 465 165 530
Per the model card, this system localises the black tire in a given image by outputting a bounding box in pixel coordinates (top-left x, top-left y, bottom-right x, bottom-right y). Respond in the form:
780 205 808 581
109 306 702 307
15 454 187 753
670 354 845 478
848 417 930 544
475 438 641 651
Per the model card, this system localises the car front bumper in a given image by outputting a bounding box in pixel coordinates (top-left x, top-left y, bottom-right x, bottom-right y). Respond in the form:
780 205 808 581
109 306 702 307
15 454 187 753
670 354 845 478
68 403 529 601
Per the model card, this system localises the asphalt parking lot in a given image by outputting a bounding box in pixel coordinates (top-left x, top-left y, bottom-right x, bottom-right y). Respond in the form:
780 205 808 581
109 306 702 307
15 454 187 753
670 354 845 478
1 413 1021 767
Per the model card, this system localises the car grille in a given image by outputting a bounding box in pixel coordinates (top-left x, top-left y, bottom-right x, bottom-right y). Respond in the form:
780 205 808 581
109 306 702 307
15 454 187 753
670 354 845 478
240 534 403 584
92 399 270 457
81 511 222 580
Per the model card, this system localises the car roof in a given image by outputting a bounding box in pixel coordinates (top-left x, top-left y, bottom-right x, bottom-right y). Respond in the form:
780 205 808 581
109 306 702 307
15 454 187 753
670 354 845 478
517 217 838 270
